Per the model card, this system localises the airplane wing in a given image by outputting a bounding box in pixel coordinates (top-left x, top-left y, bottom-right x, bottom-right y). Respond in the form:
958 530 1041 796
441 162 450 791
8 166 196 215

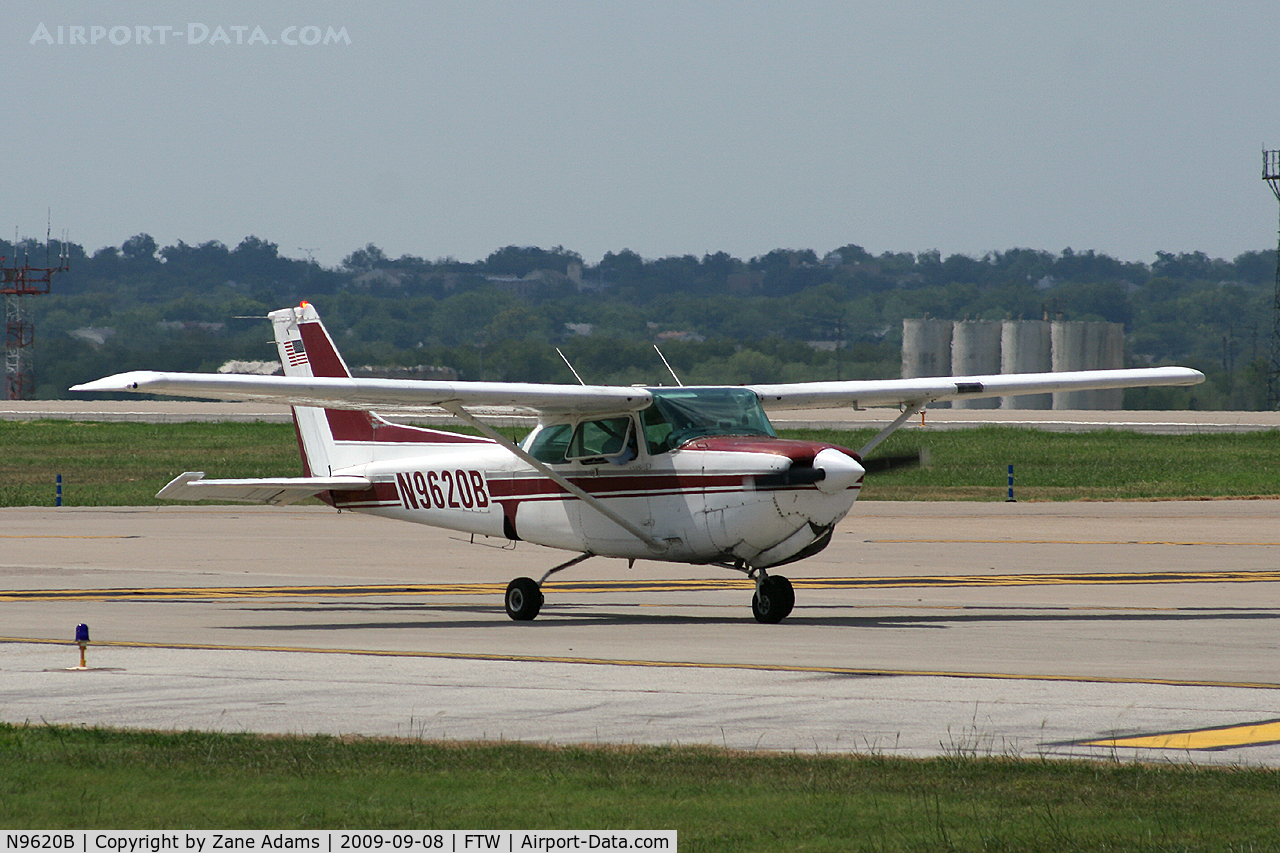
156 471 372 505
74 366 1204 416
70 371 652 418
748 366 1204 410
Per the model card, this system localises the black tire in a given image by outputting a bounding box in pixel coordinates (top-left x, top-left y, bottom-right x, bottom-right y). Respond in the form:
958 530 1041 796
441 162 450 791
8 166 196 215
771 575 795 620
505 577 543 621
751 574 795 623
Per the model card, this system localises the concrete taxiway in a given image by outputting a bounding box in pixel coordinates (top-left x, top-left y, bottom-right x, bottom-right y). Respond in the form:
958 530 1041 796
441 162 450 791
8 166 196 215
3 501 1279 764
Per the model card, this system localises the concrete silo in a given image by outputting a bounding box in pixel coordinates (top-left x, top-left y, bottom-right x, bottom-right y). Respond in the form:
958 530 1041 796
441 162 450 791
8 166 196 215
1051 321 1124 409
1000 320 1052 409
901 319 952 378
951 320 1002 409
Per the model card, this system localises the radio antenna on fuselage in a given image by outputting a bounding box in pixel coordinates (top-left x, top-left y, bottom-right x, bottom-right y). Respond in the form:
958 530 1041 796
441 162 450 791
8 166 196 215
653 345 683 386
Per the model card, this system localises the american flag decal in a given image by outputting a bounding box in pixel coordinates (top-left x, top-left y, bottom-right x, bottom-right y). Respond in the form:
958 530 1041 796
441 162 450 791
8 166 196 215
284 339 308 367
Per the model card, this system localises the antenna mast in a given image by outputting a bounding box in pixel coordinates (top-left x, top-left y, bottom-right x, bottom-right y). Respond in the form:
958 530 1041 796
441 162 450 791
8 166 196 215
3 224 69 399
1263 150 1280 409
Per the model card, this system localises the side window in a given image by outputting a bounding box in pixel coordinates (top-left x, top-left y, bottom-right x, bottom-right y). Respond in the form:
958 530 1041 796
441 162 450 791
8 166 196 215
642 404 674 454
566 416 636 463
526 423 571 463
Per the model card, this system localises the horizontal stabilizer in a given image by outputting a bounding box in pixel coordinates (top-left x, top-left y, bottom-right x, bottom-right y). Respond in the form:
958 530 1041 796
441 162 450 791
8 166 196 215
157 471 372 506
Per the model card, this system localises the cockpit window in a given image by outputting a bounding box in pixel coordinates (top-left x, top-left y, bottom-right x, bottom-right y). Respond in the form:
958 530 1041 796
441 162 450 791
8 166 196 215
524 417 638 465
566 416 636 463
523 388 773 462
525 423 571 463
643 387 775 452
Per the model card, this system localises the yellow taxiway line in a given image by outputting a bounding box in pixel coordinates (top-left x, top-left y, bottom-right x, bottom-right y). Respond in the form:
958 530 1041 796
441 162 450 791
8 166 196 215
4 569 1279 601
1082 720 1280 751
3 635 1280 692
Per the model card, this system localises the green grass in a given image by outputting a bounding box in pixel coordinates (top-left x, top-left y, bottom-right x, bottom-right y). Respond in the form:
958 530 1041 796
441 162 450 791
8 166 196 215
0 420 306 507
790 426 1280 501
0 421 524 507
2 420 1278 506
2 725 1279 850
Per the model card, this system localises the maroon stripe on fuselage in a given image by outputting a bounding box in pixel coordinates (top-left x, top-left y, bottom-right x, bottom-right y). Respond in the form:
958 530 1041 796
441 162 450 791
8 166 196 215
490 471 749 500
332 471 855 513
681 435 860 462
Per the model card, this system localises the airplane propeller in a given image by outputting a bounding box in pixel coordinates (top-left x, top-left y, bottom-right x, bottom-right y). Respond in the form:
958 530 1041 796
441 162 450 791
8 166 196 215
860 447 928 475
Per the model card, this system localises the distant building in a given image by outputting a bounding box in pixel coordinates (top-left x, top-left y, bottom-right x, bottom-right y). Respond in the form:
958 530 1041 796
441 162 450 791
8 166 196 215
902 318 1125 409
157 320 226 333
69 327 116 348
656 330 705 343
218 360 280 375
352 364 458 381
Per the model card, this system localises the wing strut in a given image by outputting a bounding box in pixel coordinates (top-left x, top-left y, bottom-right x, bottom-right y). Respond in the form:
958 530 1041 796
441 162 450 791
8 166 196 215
857 401 928 458
440 403 668 555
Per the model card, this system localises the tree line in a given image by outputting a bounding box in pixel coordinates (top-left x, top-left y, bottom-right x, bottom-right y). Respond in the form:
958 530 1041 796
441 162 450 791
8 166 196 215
5 233 1273 408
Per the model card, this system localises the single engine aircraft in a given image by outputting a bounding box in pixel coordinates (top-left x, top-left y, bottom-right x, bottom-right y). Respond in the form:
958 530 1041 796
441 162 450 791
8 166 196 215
72 303 1204 622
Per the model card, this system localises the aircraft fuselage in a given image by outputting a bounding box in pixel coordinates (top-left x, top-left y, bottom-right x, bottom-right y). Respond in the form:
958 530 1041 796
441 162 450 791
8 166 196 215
326 433 863 568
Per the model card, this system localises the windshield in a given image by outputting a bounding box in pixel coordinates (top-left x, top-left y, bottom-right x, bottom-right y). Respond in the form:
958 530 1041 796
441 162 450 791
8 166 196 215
643 387 775 452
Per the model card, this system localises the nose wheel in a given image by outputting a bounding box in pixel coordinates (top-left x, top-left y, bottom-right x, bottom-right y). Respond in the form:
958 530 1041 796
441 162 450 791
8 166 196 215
752 574 795 623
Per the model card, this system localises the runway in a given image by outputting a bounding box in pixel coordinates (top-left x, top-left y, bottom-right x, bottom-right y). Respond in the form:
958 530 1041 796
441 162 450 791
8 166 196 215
2 502 1279 764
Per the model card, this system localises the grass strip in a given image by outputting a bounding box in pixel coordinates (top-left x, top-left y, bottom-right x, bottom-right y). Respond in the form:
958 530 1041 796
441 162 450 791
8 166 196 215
0 421 304 507
1 420 1278 506
789 425 1280 501
1 725 1278 849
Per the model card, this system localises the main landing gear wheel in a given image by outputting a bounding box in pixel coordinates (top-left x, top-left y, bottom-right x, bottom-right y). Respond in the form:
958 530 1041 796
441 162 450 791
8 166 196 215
505 577 543 621
752 574 795 624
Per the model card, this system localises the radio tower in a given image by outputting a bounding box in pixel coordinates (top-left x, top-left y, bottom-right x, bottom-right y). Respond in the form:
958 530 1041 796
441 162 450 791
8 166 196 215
2 225 69 399
1264 151 1280 409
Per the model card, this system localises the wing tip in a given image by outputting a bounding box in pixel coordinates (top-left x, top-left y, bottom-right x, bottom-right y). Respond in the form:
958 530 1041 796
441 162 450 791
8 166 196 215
70 371 159 393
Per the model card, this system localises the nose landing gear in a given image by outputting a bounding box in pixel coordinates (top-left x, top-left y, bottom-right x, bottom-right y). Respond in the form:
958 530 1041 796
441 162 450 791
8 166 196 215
751 573 795 624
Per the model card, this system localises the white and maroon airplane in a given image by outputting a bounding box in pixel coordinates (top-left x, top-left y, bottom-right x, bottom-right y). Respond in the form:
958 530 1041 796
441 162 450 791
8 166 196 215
73 302 1204 622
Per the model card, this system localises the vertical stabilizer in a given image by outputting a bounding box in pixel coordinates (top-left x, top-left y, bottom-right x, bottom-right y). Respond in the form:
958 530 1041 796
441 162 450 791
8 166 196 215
269 302 490 477
270 303 339 475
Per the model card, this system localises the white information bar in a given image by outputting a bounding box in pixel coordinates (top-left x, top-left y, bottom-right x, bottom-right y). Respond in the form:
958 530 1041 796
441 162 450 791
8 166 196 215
3 832 675 853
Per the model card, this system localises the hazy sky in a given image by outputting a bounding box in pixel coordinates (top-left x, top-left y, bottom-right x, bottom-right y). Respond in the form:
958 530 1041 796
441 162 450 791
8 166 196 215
7 1 1280 269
